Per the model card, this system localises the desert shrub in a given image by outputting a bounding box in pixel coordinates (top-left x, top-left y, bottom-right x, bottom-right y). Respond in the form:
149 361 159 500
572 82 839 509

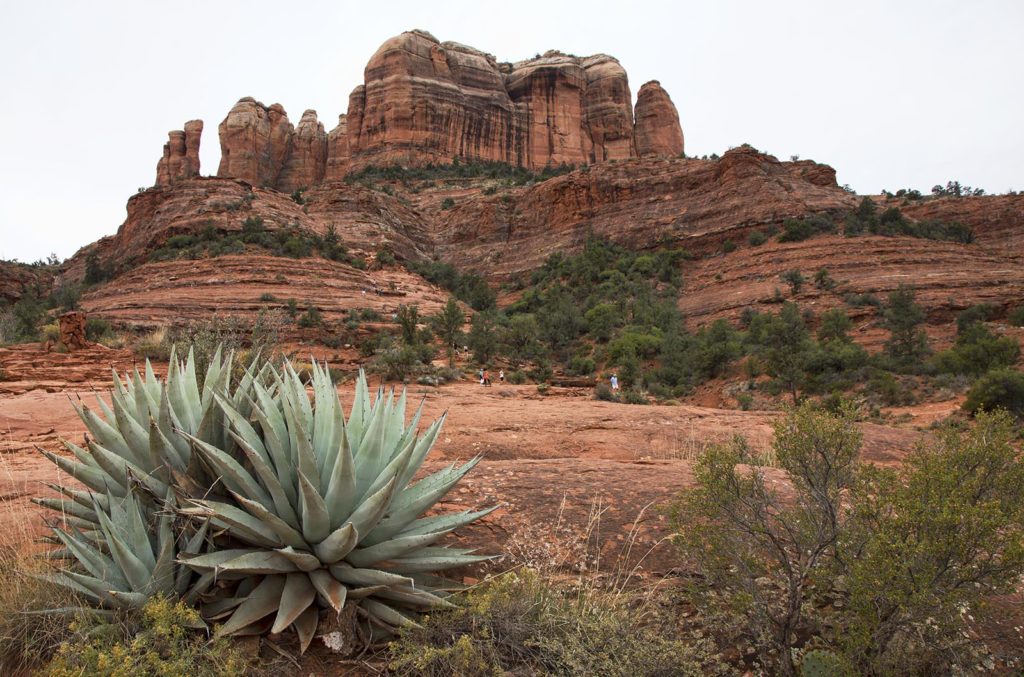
721 239 736 253
621 387 648 405
40 322 61 343
865 369 915 406
962 368 1024 418
370 343 422 381
566 354 595 376
297 304 323 328
840 411 1024 673
48 283 81 311
778 214 834 243
507 369 527 385
813 267 836 291
843 292 882 308
258 292 277 302
44 597 255 677
672 403 861 676
932 323 1019 376
83 251 111 284
780 269 804 294
1008 306 1024 327
748 230 767 246
882 285 930 366
593 383 617 401
84 317 113 343
376 248 396 266
955 303 995 333
388 570 698 677
440 197 455 209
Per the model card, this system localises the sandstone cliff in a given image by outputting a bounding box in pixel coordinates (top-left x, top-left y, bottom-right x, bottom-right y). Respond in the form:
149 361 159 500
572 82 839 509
171 30 686 190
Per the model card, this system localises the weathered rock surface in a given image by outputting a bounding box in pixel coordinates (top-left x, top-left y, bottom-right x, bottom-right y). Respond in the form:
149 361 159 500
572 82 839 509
335 31 663 172
634 81 684 157
431 146 858 278
278 109 328 192
216 98 294 187
155 120 203 186
0 260 54 305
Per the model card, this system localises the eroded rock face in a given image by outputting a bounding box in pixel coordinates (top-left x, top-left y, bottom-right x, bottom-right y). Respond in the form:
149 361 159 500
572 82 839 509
216 98 295 187
634 81 683 157
278 110 328 192
155 120 203 186
334 31 679 172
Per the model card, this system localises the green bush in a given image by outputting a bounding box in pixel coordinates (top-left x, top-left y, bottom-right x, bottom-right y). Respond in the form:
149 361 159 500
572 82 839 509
722 239 736 253
440 197 455 210
44 597 255 677
507 369 527 385
376 248 397 266
388 570 697 677
1007 306 1024 327
593 383 617 401
621 388 648 405
84 317 113 343
566 354 595 376
963 368 1024 418
748 230 767 246
932 324 1019 376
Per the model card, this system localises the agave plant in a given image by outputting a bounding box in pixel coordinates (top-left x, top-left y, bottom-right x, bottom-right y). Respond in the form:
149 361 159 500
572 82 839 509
37 348 494 653
36 346 262 608
37 346 261 522
41 489 212 614
178 363 494 651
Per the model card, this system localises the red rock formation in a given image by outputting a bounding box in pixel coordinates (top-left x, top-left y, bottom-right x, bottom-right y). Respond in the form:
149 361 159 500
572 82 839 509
324 114 349 182
217 98 294 187
332 31 679 173
634 81 683 157
155 120 203 186
278 110 328 192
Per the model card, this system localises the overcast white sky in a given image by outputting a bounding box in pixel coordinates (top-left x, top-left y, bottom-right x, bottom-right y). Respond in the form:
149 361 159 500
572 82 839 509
1 0 1020 262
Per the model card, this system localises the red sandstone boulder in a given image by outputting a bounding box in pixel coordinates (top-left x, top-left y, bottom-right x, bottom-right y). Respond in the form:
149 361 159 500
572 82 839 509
278 110 328 192
217 98 295 187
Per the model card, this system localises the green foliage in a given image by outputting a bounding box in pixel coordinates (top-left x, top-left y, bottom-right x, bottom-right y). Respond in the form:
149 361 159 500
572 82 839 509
388 570 698 677
844 199 973 242
593 382 617 401
376 248 397 266
932 323 1019 376
955 303 995 333
865 369 915 406
440 197 455 210
395 304 420 345
1008 305 1024 327
297 304 323 328
778 214 834 242
800 649 855 677
621 387 648 405
468 310 499 364
963 368 1024 418
84 317 114 343
748 230 767 246
841 411 1024 673
44 597 255 677
882 285 930 365
813 268 836 291
931 179 986 197
84 251 112 285
842 292 882 309
817 308 852 343
583 302 621 342
721 239 736 253
780 269 805 295
672 404 861 676
566 353 595 376
430 297 465 367
408 260 496 311
758 302 812 403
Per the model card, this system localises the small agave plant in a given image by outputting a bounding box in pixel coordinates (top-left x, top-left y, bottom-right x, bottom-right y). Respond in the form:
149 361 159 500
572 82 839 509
38 348 494 652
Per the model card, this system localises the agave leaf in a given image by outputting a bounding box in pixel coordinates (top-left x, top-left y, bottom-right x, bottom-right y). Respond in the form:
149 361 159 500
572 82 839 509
228 431 301 531
270 572 316 635
93 501 151 593
40 447 121 496
361 598 419 629
74 402 133 466
345 476 397 539
345 532 447 568
175 520 210 596
298 472 330 544
294 604 319 654
312 523 358 564
388 459 481 525
364 506 498 547
182 499 282 548
229 492 305 549
179 548 268 571
121 493 157 572
109 590 150 609
32 497 96 522
327 564 412 588
51 527 126 587
284 398 319 491
371 584 455 610
323 433 356 530
308 568 347 613
215 574 287 637
214 551 301 575
182 433 273 509
382 551 494 575
215 393 270 467
88 440 168 497
275 546 321 572
396 415 446 490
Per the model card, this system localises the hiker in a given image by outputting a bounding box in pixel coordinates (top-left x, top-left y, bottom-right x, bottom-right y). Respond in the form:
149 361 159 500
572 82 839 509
499 369 505 383
610 373 619 391
483 369 492 386
478 368 484 385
